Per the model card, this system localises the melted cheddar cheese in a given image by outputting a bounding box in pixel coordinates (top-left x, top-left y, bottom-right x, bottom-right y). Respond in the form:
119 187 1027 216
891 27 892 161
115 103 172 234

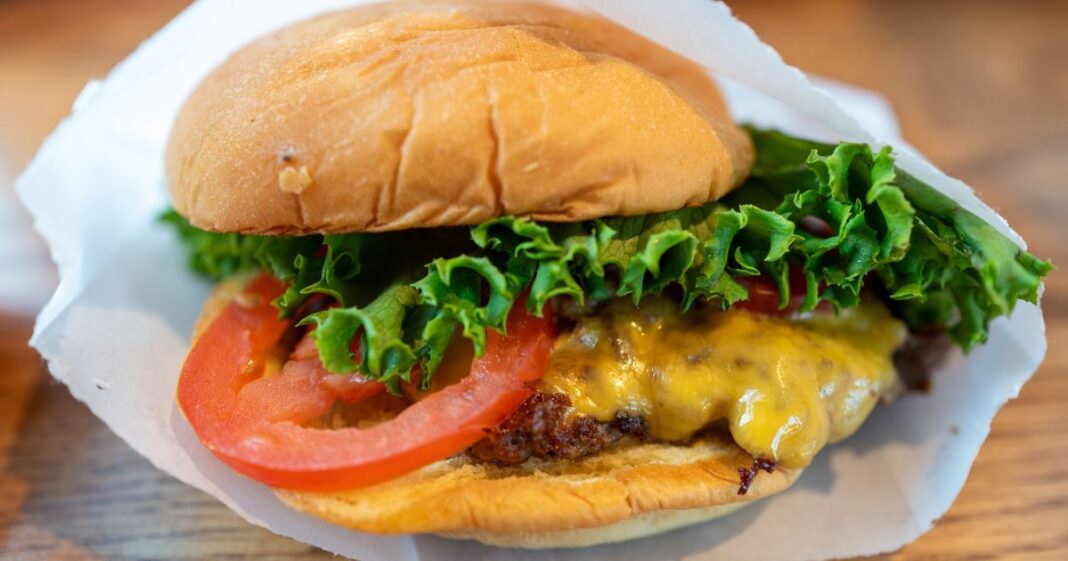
539 297 906 468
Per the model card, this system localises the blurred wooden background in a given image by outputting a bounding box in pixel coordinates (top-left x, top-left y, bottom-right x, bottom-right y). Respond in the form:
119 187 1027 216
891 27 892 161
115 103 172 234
1 0 1065 559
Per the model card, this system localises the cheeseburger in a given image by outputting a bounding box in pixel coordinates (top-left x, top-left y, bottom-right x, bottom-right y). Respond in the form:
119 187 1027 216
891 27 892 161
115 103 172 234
164 1 1050 548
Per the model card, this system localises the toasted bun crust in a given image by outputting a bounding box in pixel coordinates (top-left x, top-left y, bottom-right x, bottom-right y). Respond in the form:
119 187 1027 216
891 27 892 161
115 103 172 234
276 436 799 548
440 503 749 548
167 1 753 234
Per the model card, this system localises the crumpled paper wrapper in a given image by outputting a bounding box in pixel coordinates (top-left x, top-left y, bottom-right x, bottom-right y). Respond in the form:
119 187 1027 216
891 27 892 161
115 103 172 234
16 1 1047 560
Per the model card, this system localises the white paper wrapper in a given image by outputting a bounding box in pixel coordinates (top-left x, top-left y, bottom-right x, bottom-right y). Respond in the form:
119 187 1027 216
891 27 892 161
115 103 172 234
16 1 1047 560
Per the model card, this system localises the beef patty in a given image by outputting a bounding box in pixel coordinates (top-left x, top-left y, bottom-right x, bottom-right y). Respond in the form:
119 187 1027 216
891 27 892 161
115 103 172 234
468 331 949 466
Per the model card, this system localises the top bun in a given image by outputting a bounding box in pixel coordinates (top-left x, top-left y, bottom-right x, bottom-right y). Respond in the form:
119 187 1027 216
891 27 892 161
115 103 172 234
166 1 753 234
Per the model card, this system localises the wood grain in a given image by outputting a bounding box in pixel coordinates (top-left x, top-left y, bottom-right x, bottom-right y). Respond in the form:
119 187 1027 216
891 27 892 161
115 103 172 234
1 0 1065 559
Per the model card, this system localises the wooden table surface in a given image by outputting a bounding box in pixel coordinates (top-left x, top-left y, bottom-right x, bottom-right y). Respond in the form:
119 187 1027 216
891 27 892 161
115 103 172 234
1 0 1066 559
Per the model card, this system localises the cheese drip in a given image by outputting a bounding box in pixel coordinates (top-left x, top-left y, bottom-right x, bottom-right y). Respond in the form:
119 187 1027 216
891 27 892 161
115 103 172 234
539 297 907 468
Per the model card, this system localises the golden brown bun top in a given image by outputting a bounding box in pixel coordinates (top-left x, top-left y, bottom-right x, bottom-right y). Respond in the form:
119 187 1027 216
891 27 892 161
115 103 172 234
167 1 753 234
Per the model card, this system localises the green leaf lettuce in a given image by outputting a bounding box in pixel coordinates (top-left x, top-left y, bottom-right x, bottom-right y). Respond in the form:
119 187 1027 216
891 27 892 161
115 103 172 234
164 128 1051 389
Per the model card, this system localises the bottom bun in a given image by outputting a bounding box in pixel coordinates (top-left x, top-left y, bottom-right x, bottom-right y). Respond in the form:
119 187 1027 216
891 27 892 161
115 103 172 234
437 502 749 549
276 435 800 548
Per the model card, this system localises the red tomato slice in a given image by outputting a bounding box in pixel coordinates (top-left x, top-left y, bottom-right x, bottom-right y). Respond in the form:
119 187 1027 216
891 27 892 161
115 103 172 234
735 267 829 316
734 274 785 315
289 325 387 403
177 274 555 491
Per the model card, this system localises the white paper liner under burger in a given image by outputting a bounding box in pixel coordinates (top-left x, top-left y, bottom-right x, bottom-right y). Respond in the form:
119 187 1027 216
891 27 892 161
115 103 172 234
16 1 1046 560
